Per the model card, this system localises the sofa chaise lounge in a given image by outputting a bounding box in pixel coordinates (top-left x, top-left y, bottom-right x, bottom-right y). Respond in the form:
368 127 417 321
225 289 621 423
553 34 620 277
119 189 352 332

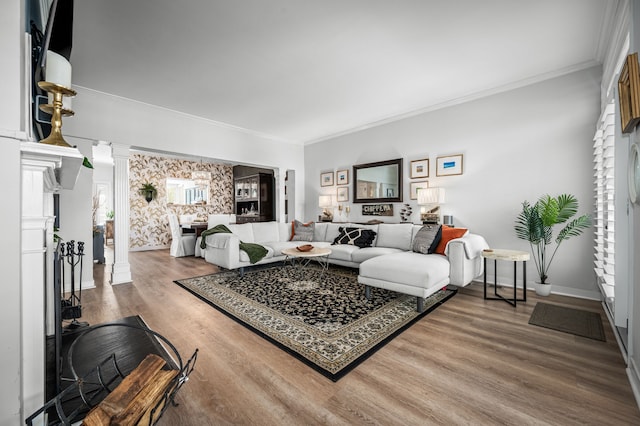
202 220 489 311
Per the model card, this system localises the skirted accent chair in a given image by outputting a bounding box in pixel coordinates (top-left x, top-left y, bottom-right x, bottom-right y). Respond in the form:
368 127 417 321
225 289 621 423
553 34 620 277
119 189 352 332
167 213 196 257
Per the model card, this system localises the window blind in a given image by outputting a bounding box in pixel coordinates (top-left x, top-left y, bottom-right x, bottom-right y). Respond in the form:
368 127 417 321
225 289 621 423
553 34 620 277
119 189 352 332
593 102 616 312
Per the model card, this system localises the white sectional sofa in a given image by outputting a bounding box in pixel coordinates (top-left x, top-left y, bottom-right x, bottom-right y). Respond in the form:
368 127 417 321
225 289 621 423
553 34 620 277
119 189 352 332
202 221 489 311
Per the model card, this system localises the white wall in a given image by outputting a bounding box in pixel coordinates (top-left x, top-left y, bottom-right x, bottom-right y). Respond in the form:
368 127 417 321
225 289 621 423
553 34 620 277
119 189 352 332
305 67 601 298
64 87 307 222
92 144 114 220
0 139 23 425
0 0 27 423
0 0 23 136
59 137 96 289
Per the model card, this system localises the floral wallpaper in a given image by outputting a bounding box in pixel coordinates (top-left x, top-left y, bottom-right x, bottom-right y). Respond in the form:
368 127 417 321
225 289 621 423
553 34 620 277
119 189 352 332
129 153 234 249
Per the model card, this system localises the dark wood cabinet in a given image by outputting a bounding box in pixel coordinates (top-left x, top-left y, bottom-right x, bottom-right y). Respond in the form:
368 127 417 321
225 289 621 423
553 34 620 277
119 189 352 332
234 173 274 223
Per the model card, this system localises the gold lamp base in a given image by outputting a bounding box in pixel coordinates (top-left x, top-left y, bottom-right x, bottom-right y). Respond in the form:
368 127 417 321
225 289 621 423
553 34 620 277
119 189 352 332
420 206 441 224
39 129 73 147
37 81 77 147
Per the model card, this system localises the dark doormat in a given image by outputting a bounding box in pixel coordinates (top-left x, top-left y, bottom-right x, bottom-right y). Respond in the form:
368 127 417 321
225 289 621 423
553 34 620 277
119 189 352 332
528 302 606 341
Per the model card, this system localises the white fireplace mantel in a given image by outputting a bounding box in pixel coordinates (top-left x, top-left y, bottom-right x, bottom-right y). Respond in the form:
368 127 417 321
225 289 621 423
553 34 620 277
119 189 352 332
21 142 84 191
20 141 84 423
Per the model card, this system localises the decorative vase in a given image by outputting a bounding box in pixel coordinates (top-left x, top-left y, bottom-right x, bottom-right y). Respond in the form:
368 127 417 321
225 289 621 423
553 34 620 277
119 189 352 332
144 191 154 203
535 282 552 296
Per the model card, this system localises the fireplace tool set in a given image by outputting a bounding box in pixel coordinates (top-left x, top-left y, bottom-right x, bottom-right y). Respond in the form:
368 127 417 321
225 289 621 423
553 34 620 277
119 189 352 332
59 240 89 331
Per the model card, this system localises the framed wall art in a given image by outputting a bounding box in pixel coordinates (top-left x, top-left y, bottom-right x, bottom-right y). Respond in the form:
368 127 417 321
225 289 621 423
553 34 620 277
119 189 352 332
436 154 463 176
337 186 349 202
410 158 429 179
618 52 640 134
336 169 349 185
410 180 429 200
320 171 334 187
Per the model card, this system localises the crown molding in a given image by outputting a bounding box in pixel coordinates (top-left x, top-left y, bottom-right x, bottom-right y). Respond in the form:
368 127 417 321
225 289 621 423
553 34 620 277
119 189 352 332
304 61 601 146
72 85 294 145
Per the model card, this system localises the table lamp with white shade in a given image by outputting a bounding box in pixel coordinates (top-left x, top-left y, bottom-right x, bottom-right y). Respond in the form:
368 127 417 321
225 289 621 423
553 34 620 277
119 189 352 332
417 187 445 224
319 195 334 222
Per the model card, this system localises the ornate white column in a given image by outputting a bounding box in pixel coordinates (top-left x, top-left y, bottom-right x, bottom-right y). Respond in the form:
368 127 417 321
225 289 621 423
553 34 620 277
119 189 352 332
20 142 83 424
110 143 132 284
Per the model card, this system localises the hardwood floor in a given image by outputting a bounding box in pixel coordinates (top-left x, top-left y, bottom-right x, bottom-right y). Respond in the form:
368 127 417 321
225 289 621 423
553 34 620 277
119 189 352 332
85 249 640 425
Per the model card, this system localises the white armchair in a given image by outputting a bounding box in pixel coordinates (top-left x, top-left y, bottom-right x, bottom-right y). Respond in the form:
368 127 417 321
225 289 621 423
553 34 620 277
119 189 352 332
168 213 196 257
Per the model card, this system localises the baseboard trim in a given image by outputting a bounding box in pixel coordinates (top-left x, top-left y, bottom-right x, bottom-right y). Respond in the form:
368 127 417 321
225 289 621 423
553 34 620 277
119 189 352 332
627 357 640 411
129 245 170 252
546 285 601 301
111 262 132 285
472 279 601 300
81 279 96 290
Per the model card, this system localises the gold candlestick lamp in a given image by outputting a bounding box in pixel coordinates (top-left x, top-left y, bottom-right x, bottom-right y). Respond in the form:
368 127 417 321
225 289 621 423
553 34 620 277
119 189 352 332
37 81 76 147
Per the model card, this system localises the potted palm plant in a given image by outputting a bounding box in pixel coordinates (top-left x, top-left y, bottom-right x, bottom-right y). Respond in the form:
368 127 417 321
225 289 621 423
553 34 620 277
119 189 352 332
514 194 591 296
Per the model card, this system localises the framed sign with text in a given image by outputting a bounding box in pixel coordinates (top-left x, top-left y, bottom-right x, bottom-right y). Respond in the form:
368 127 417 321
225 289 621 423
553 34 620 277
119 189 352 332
362 204 394 216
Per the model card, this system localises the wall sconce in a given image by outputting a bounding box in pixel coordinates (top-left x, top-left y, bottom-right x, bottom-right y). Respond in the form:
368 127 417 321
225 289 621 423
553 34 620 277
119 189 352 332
417 187 445 224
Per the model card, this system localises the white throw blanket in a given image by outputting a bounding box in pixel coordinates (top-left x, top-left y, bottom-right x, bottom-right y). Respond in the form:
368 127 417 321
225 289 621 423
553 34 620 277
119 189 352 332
206 234 230 249
445 234 490 259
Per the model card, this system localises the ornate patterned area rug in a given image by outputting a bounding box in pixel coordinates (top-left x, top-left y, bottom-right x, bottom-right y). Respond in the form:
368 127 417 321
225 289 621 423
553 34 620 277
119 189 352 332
175 265 456 381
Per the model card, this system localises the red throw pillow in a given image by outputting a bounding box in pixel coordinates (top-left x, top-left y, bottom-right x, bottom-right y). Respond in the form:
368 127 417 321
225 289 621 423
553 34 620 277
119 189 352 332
434 225 468 255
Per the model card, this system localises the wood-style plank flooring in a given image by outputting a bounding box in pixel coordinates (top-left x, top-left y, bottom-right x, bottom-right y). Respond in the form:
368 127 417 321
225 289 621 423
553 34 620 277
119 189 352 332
84 249 640 425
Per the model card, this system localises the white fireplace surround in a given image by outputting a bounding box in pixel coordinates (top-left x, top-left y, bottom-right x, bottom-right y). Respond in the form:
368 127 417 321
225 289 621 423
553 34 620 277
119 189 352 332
20 142 83 423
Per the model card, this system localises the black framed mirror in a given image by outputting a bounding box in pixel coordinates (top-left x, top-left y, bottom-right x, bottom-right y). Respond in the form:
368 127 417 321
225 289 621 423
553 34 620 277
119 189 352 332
353 158 403 203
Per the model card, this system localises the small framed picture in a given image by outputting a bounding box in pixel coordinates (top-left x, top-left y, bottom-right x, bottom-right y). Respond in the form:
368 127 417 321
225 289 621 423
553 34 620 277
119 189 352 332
337 186 349 202
410 158 429 179
436 154 464 176
321 171 334 187
336 169 349 185
410 181 429 200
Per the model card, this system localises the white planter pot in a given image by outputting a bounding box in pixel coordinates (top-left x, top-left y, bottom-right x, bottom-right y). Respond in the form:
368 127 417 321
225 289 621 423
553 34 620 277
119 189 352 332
535 282 552 296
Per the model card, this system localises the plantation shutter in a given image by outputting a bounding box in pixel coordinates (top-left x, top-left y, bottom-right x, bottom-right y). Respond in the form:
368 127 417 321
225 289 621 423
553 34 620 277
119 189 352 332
593 101 615 315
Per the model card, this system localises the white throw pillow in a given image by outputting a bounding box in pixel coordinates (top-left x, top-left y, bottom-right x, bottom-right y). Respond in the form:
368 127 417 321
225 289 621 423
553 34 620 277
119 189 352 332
290 220 315 242
375 224 414 250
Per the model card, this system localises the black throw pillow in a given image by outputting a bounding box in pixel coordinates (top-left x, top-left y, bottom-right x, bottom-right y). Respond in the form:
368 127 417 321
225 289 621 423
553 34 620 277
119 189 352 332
333 227 377 248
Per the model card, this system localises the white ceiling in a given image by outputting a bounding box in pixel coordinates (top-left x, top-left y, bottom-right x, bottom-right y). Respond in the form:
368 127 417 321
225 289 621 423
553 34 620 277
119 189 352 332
71 0 613 145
